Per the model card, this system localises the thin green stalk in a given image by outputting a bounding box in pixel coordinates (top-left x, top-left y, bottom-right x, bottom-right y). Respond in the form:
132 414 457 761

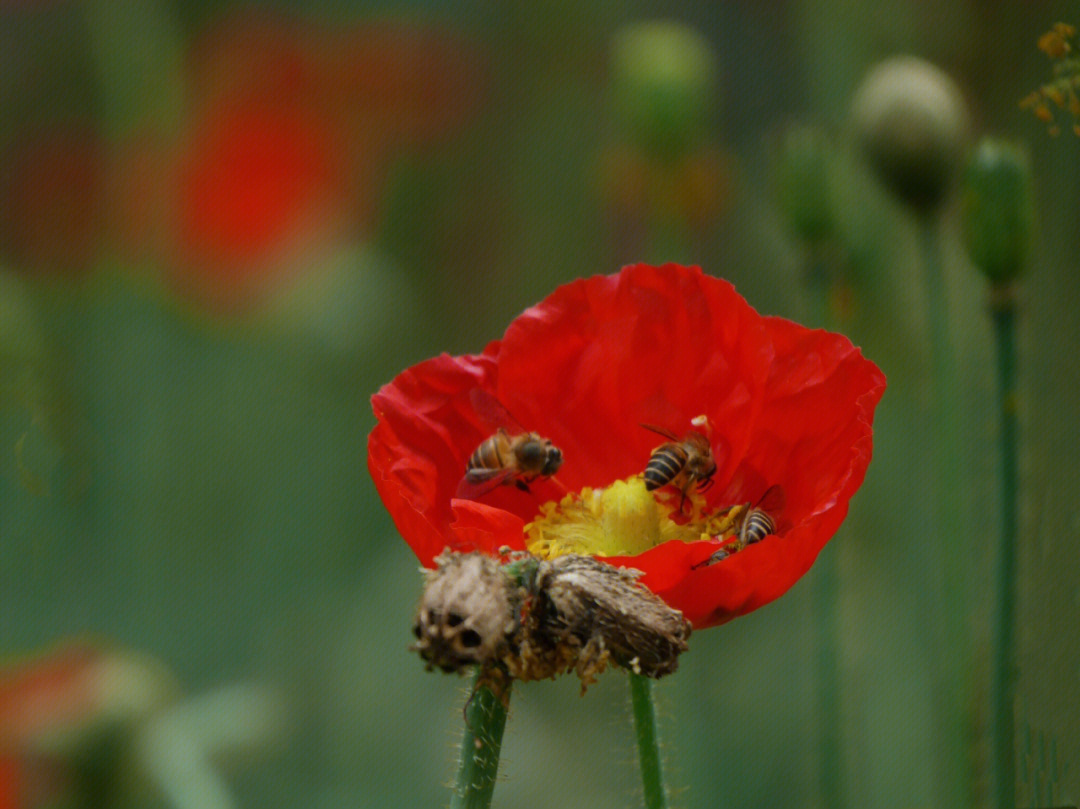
917 217 975 809
812 541 843 809
629 673 668 809
989 287 1019 809
805 249 843 809
451 669 511 809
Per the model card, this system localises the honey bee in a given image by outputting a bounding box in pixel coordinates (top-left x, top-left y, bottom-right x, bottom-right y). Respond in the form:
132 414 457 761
693 485 786 568
738 484 785 548
456 390 563 500
640 424 717 512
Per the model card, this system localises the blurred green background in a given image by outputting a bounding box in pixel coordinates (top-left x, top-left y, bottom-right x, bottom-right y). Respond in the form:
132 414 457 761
1 1 1078 807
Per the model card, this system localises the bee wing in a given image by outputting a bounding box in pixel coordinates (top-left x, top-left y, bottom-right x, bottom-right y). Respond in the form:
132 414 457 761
470 388 525 432
456 467 516 500
754 485 786 513
640 423 680 442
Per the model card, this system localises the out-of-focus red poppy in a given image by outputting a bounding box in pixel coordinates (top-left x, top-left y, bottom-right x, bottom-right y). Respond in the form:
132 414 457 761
164 10 485 311
0 126 104 275
369 264 885 628
0 754 17 809
0 642 174 752
0 642 174 808
172 98 349 309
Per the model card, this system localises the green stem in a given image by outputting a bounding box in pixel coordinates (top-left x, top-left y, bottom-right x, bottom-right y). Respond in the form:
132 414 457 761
917 217 975 809
629 673 668 809
812 542 843 809
451 669 511 809
805 248 843 809
989 287 1019 809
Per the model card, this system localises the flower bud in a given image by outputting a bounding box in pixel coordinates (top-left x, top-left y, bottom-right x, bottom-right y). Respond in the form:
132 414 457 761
961 138 1033 284
850 56 969 213
610 21 718 162
774 124 837 244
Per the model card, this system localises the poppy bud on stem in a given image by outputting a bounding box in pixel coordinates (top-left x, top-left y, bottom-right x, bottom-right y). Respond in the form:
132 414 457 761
609 21 717 165
608 22 721 264
850 56 969 215
775 124 839 250
961 138 1032 809
852 56 976 809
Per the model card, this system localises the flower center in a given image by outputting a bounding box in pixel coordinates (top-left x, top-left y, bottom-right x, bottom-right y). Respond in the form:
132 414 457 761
524 475 747 559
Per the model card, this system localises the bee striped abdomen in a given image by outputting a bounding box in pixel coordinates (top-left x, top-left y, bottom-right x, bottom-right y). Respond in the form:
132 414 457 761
467 436 505 477
643 445 688 491
741 509 776 546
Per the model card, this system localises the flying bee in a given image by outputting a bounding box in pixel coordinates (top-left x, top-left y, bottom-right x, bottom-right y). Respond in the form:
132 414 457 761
640 424 717 513
693 485 786 568
456 389 564 500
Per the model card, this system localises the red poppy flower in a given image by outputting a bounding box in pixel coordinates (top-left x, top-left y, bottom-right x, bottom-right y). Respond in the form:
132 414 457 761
369 264 885 628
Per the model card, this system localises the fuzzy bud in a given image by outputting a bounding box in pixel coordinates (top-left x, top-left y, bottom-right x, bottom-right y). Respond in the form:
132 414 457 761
961 138 1034 284
774 124 838 244
610 21 718 162
851 56 969 213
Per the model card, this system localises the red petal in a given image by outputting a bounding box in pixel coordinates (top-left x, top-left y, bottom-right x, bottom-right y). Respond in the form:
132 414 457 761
449 500 527 555
369 349 498 566
645 318 886 627
496 264 773 492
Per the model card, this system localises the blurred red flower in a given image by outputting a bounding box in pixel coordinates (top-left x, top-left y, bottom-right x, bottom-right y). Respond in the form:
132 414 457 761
369 264 885 628
164 10 485 311
172 98 348 308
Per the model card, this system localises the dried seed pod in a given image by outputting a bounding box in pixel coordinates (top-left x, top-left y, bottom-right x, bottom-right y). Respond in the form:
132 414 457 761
412 552 520 673
412 552 691 691
529 555 691 682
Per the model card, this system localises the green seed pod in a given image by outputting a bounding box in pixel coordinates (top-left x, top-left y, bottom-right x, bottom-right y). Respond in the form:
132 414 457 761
961 138 1034 284
850 56 969 213
774 124 838 244
610 21 718 162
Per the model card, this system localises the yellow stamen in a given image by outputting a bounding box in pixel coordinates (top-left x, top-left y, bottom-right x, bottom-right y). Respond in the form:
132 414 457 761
525 475 745 559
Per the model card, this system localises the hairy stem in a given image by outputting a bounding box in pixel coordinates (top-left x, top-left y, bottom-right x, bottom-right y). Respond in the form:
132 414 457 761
451 669 511 809
629 673 668 809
